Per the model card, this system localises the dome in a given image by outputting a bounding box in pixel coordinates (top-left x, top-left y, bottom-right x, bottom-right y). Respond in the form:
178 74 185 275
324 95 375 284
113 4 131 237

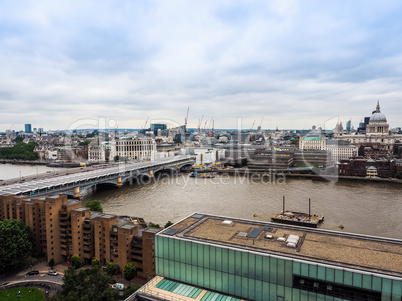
369 101 387 123
369 112 387 122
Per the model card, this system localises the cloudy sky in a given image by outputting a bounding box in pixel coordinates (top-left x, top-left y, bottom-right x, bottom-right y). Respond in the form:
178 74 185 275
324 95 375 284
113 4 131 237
1 0 402 132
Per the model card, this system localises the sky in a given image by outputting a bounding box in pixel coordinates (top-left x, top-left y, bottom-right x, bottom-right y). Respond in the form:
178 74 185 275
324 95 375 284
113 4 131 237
1 0 402 132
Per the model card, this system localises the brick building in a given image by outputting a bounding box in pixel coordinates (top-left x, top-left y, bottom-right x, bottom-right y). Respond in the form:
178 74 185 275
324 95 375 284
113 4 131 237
0 194 158 279
337 157 401 178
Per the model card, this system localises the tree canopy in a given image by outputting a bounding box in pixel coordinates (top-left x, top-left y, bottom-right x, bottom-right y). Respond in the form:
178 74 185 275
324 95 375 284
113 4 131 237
123 262 137 284
71 254 81 269
50 266 116 301
106 262 118 276
0 142 38 160
84 200 103 213
0 219 32 272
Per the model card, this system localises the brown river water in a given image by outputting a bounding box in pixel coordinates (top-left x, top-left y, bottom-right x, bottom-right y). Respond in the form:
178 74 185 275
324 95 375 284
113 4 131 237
85 173 402 239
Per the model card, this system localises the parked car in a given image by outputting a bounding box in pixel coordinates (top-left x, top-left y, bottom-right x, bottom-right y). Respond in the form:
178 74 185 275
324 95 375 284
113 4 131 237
26 270 39 276
48 270 58 276
112 283 125 291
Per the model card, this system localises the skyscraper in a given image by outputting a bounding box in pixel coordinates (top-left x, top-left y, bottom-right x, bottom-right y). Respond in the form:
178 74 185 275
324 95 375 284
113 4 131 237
24 124 32 133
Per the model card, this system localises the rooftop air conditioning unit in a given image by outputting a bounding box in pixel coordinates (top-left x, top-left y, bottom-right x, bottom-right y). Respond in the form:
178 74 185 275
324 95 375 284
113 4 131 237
222 220 233 226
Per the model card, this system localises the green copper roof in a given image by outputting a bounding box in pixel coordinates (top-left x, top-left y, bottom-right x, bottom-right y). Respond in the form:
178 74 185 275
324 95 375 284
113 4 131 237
303 137 322 140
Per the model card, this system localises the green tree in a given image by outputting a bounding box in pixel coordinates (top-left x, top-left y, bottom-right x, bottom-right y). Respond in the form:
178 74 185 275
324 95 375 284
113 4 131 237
395 171 402 179
84 200 103 213
149 222 160 228
114 155 120 162
0 219 32 272
164 221 173 228
79 140 91 146
50 267 116 301
123 262 137 285
49 258 55 269
15 136 24 143
106 261 118 276
71 254 81 269
91 257 100 268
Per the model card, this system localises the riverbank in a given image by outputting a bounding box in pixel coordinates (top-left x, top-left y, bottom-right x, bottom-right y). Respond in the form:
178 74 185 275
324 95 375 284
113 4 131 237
207 168 402 184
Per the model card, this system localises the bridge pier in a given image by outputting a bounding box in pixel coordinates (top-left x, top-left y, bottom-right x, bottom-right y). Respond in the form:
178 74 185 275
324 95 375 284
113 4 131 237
74 187 81 198
117 177 123 187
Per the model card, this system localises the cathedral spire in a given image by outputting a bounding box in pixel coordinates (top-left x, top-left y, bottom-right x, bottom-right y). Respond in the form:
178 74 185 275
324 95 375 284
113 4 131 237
376 100 381 113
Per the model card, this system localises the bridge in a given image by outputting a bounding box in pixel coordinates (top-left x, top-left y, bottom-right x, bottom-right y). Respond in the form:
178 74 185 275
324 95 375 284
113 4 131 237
0 155 195 198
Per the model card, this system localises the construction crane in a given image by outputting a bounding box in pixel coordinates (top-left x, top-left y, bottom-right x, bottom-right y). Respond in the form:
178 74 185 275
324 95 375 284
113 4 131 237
184 107 190 128
143 117 149 130
258 117 264 133
250 120 256 134
203 120 208 134
198 115 204 135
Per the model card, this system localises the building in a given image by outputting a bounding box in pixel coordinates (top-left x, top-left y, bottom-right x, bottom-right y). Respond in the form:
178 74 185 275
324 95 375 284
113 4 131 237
150 124 167 136
25 124 32 134
247 150 294 170
0 194 158 279
299 126 326 151
326 141 357 162
335 102 402 151
129 213 402 301
110 137 156 161
337 157 401 178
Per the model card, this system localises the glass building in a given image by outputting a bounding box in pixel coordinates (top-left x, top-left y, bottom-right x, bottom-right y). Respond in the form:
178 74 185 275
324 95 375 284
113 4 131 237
24 123 32 133
151 214 402 301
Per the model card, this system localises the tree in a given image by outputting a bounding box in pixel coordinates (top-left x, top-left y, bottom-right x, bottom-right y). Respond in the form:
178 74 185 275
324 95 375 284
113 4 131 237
106 261 118 276
0 219 32 272
114 155 120 162
15 136 24 143
84 200 103 213
49 258 55 269
123 262 137 285
395 171 402 179
71 254 81 269
149 222 160 228
50 267 116 301
164 221 173 228
91 257 100 268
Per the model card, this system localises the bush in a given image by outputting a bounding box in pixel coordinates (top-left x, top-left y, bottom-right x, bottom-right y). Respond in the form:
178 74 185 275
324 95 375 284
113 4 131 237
71 254 81 269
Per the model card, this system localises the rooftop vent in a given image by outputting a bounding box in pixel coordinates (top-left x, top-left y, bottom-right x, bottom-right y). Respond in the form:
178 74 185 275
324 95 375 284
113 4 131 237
222 220 233 226
237 232 248 237
286 234 300 248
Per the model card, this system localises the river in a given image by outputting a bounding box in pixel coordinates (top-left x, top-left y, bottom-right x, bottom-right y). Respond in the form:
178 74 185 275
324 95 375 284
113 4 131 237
0 163 55 180
1 164 401 239
86 173 402 239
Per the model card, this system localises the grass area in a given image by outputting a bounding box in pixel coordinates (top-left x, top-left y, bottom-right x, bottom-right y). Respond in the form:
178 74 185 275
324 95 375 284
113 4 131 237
0 287 44 301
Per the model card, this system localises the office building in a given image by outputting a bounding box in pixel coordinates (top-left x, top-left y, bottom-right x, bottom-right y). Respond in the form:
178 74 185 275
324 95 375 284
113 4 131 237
110 137 156 161
150 124 167 136
25 124 32 134
0 194 158 279
129 213 402 301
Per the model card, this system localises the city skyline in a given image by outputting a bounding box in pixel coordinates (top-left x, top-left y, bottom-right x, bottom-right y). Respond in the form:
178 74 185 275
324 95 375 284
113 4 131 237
1 1 402 131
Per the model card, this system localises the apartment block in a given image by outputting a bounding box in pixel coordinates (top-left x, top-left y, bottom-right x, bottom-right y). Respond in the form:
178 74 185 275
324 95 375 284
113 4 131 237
0 194 158 278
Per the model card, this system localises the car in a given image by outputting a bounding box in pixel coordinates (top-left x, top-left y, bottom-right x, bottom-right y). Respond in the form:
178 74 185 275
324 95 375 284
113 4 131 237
48 270 58 276
26 270 39 276
112 283 125 291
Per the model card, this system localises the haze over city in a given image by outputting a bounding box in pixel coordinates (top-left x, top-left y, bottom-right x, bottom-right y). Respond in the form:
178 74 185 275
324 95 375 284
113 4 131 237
1 0 402 131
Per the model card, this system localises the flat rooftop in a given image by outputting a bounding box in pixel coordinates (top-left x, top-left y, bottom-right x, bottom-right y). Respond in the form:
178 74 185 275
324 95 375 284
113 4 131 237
159 214 402 278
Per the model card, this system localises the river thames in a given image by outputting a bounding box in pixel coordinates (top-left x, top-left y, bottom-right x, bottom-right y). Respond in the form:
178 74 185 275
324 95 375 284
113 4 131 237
1 164 401 239
86 172 402 239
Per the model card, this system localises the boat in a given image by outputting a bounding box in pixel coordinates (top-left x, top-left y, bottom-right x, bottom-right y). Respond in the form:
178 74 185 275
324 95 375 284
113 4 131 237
271 211 324 228
189 171 215 178
270 196 324 228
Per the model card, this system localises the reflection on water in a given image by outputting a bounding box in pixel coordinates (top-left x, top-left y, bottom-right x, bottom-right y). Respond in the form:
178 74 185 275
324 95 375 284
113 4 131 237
86 174 402 239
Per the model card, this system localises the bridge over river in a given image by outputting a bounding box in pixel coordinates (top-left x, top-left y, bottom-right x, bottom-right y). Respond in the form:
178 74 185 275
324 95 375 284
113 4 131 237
0 155 195 198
